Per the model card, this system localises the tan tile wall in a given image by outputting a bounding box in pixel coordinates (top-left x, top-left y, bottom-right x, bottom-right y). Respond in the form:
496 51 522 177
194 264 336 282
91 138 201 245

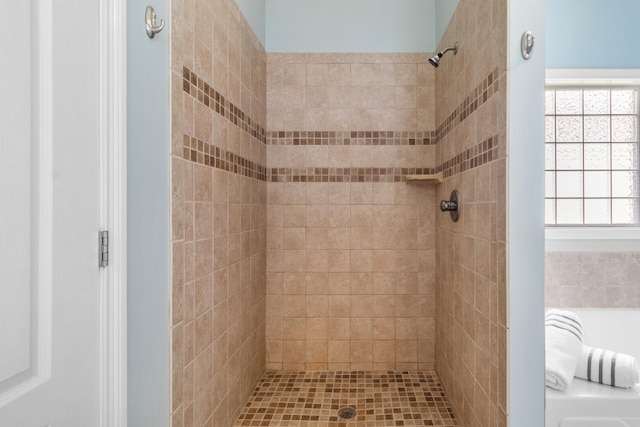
170 0 267 425
267 53 435 132
265 53 439 371
434 1 508 426
546 252 640 308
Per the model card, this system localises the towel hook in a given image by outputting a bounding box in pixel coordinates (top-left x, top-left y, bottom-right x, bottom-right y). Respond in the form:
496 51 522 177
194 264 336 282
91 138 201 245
145 5 165 39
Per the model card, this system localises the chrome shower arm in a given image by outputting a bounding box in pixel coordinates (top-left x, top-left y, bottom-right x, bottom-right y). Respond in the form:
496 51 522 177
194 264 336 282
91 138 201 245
441 42 459 56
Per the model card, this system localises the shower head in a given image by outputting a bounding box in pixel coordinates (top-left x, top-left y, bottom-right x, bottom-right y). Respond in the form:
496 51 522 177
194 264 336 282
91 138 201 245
428 42 459 68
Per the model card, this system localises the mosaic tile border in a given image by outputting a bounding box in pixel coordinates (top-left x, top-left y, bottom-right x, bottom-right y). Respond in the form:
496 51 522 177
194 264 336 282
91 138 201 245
265 71 501 182
436 69 501 142
183 134 267 181
263 70 501 183
439 135 499 179
182 66 266 144
265 135 498 183
234 371 458 427
267 131 437 146
268 167 438 183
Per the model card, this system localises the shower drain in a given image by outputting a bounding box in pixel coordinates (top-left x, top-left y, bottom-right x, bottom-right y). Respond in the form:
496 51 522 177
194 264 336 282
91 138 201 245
337 406 357 420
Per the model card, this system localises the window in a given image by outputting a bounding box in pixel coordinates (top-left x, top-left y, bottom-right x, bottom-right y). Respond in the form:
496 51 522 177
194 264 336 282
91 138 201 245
545 85 640 225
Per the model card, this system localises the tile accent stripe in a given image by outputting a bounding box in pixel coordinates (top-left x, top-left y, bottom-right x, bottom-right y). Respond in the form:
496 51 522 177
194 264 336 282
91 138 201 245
439 135 499 179
266 133 497 182
268 167 437 183
437 69 500 142
264 71 501 183
182 66 266 144
183 134 267 181
267 130 436 146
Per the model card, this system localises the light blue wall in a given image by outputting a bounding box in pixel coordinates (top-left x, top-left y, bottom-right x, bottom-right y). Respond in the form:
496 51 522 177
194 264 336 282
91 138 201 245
235 0 266 45
127 1 170 426
266 0 436 52
547 0 640 68
435 0 458 47
509 0 546 425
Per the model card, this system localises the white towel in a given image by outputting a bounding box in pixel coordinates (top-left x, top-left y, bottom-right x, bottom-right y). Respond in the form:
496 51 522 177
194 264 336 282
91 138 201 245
575 345 640 389
545 309 584 391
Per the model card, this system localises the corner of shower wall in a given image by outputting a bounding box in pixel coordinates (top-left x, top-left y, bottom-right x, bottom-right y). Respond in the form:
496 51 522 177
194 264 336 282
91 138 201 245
169 0 268 425
434 0 508 425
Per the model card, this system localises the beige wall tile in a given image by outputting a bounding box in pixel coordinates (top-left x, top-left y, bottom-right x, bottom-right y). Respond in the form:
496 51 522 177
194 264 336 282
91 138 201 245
282 341 305 363
328 340 350 362
305 295 328 318
306 318 328 340
306 64 329 86
283 250 305 272
283 272 305 294
283 204 305 227
283 227 305 250
328 318 350 340
328 250 351 272
283 64 306 87
283 295 305 318
350 340 373 363
283 317 305 340
328 295 351 317
373 341 396 363
351 318 373 340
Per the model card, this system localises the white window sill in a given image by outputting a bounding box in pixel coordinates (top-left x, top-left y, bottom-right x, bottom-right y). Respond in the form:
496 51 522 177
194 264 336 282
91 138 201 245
545 227 640 252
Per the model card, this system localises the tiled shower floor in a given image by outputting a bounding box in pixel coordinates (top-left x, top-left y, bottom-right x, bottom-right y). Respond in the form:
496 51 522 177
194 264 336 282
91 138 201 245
233 371 458 426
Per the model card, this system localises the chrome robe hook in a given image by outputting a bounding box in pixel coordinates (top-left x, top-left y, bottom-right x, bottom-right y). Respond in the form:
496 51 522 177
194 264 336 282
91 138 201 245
145 6 165 39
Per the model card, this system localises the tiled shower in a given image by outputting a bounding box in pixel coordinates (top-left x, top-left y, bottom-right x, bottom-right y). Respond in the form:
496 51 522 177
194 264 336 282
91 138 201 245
169 0 509 426
265 52 438 373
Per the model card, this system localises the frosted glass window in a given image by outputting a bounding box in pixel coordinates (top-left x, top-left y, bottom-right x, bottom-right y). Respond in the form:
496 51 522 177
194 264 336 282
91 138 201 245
545 117 555 142
584 171 610 197
584 144 610 170
612 144 638 169
612 199 639 224
584 90 610 114
545 144 555 170
584 116 610 142
556 199 583 224
611 171 638 197
556 90 582 114
584 199 611 224
545 86 639 225
545 199 556 224
612 90 637 114
556 171 583 197
556 117 583 142
545 90 555 115
545 171 556 197
612 116 637 142
556 144 582 169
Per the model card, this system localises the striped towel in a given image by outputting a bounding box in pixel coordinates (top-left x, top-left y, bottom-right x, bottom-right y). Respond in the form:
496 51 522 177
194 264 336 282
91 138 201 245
575 346 640 389
545 309 584 391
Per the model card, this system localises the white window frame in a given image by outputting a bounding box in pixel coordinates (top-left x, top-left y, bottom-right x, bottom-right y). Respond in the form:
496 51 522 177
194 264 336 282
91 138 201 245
545 69 640 252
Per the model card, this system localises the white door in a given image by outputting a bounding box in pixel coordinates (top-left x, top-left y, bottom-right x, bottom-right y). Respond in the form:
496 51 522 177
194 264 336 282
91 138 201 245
0 0 101 426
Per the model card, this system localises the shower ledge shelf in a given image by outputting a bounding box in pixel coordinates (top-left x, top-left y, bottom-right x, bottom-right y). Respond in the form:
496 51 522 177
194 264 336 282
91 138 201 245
405 172 443 183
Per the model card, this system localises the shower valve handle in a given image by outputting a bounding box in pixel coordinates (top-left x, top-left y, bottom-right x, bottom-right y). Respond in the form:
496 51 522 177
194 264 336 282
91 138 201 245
439 200 458 212
439 190 460 222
